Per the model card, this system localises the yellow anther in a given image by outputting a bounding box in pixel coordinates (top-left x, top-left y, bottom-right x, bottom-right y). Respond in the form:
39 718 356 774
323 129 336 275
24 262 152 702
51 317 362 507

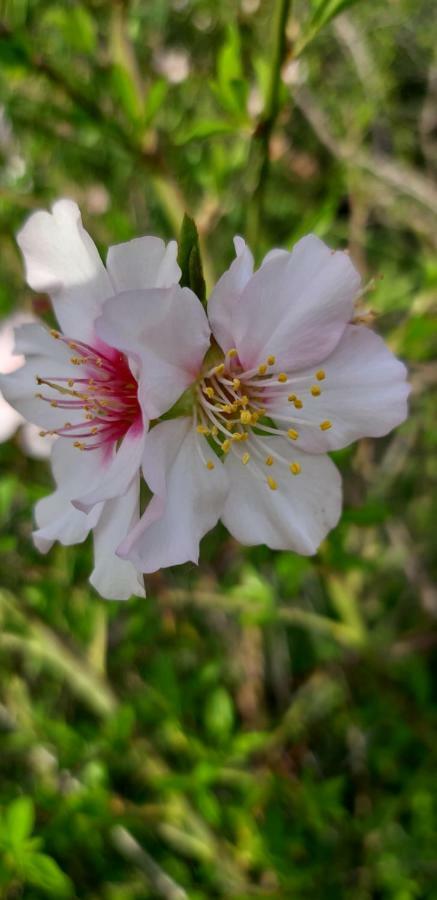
265 456 274 466
68 341 77 349
320 420 332 431
206 460 215 470
211 426 218 437
91 427 98 435
73 441 85 450
50 329 60 339
222 439 231 453
293 398 303 409
39 430 47 437
316 370 326 381
258 363 267 376
289 462 301 475
310 385 321 396
240 410 252 425
50 400 58 407
70 357 81 365
267 355 276 366
242 452 250 465
227 348 238 358
239 395 249 407
288 393 296 402
288 428 299 440
203 386 215 399
232 378 241 390
220 404 234 414
68 379 75 388
277 373 287 383
214 363 225 375
267 476 278 491
196 424 209 434
240 431 249 442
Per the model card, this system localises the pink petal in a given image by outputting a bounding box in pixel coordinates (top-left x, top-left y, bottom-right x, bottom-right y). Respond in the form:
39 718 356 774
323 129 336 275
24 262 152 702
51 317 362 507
95 285 211 419
90 474 145 600
118 418 229 571
268 325 410 452
222 436 342 554
106 237 180 291
208 236 254 353
231 234 361 371
17 199 112 342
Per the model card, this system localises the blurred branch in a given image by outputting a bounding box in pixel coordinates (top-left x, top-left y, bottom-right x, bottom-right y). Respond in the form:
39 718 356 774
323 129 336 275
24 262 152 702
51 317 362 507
111 826 188 900
0 592 117 718
293 84 437 219
246 0 292 253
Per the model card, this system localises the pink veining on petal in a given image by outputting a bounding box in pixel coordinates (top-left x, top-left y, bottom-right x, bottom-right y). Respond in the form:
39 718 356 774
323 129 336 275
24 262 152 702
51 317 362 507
36 330 142 457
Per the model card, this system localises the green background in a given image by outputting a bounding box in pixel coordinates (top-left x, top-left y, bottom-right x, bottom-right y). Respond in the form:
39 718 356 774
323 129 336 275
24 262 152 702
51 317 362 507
0 1 436 897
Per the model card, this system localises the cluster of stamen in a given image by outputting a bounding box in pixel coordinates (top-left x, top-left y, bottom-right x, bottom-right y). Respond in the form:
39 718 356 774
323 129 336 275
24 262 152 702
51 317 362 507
36 330 141 452
195 348 332 491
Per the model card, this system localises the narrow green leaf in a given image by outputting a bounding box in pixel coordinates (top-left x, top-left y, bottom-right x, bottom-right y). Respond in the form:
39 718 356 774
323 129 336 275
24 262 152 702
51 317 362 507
177 215 206 304
25 853 73 896
6 797 34 846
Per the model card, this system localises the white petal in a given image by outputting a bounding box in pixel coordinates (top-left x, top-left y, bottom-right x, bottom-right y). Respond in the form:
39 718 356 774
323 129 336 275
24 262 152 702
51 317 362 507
19 424 55 459
33 438 106 551
34 489 101 552
90 475 145 601
17 199 112 341
73 423 145 512
208 236 254 353
95 285 211 419
0 394 22 442
12 322 73 362
222 437 342 555
268 325 410 452
106 237 181 291
0 354 84 430
231 235 360 371
118 418 229 571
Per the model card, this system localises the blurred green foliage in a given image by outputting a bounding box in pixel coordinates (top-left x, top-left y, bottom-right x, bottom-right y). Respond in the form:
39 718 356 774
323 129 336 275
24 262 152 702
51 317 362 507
0 0 436 897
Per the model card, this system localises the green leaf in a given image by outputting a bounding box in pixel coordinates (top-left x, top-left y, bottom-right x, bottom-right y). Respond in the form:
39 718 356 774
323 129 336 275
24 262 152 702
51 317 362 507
177 215 206 303
214 25 248 119
296 0 362 55
176 118 236 144
203 687 235 744
144 79 168 127
6 797 34 846
24 853 73 897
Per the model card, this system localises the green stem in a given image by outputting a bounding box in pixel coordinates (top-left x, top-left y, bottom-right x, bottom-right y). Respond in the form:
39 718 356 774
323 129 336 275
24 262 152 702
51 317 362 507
247 0 292 254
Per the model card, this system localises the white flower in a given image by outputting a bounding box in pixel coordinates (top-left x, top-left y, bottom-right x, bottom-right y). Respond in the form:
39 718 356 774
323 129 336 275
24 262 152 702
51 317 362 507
100 235 409 574
0 313 54 459
0 199 210 599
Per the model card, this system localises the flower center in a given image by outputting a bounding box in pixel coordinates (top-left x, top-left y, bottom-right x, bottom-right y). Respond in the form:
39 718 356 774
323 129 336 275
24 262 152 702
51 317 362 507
195 348 331 488
36 330 141 452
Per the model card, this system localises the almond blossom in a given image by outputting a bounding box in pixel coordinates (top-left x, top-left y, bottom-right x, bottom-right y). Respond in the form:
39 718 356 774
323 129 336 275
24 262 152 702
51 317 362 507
0 200 210 599
105 235 409 574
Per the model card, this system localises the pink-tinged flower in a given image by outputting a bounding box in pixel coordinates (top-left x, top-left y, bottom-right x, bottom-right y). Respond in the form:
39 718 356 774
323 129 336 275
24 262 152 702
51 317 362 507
0 199 210 599
0 313 54 459
104 235 409 573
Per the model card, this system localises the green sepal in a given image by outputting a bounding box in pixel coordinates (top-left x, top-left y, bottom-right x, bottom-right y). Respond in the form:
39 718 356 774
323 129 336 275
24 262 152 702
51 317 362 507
177 214 206 304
